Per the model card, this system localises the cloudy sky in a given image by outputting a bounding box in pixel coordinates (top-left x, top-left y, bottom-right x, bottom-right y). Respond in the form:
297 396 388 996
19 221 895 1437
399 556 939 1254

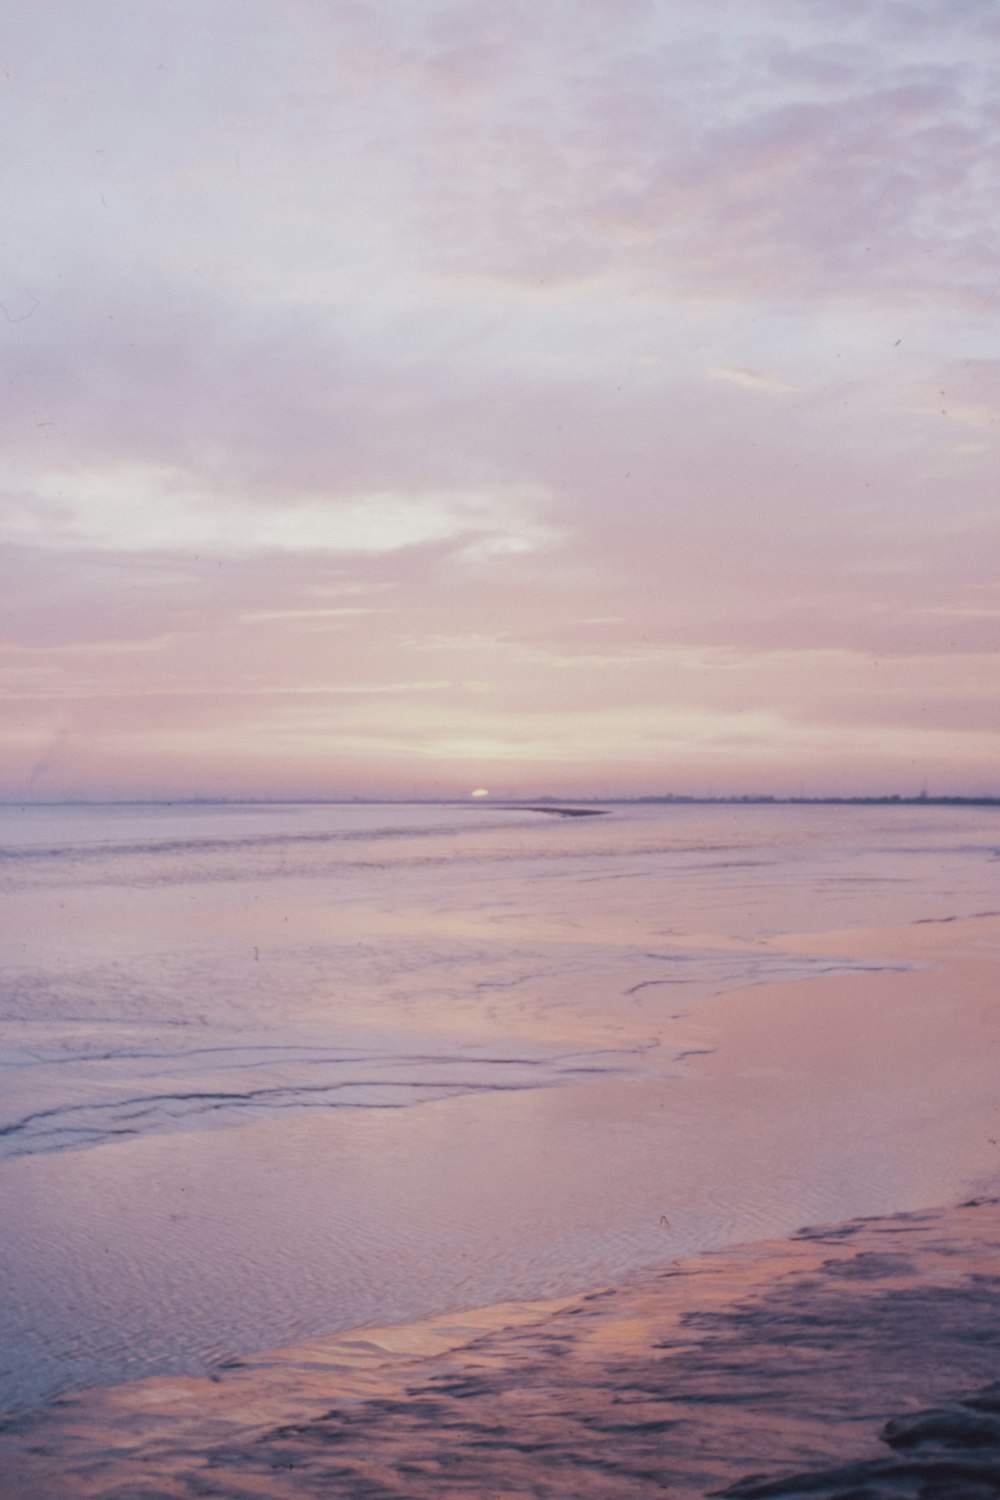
2 0 999 800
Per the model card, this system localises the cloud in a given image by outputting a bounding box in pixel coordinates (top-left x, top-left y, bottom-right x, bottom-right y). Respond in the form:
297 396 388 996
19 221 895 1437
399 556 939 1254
706 367 799 394
20 466 558 559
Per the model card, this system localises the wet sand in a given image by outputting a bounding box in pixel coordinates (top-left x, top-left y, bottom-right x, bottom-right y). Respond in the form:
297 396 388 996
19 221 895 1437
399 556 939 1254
2 1196 1000 1497
2 914 999 1496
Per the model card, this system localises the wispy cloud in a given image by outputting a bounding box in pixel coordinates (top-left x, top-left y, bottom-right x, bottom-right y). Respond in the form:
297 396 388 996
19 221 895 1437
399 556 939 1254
706 367 799 394
21 467 559 559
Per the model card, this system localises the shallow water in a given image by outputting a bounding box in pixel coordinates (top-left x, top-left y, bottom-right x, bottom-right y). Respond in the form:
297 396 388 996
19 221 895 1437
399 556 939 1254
1 800 998 1412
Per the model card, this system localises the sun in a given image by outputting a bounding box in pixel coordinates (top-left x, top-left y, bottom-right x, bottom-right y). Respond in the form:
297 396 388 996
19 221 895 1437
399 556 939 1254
470 788 490 799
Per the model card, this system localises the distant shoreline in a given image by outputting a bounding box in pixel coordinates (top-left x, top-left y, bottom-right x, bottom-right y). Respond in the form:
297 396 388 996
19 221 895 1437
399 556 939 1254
3 795 999 810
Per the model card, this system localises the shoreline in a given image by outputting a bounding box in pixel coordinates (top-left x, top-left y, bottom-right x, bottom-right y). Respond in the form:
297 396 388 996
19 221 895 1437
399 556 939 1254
3 1194 1000 1496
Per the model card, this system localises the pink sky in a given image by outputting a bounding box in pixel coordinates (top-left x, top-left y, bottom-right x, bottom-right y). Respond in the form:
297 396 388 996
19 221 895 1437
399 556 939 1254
2 0 998 800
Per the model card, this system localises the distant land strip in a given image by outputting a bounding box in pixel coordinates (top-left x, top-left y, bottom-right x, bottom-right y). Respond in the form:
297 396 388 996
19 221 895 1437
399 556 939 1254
2 795 999 809
493 795 1000 810
507 805 609 817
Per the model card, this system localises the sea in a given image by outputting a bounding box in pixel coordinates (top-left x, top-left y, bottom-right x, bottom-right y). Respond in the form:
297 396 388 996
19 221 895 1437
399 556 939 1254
1 799 998 1416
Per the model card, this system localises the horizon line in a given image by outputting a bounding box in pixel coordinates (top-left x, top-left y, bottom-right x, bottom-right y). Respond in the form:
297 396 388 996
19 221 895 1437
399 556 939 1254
2 793 999 810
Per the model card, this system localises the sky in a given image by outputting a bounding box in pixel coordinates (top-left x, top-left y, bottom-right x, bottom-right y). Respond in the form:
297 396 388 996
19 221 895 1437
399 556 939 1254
2 0 999 801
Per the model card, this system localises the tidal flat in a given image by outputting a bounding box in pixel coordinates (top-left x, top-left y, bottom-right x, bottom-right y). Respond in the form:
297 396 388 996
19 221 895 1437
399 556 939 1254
1 803 999 1492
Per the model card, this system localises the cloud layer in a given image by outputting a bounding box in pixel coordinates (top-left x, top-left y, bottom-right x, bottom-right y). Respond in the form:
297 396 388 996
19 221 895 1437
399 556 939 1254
2 0 998 797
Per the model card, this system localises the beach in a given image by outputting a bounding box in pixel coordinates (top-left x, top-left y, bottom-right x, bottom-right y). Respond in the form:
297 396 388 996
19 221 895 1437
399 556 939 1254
1 804 999 1493
3 1195 1000 1496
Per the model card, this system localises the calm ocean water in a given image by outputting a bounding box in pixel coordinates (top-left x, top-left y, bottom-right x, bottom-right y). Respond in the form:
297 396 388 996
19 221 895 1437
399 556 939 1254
1 800 998 1412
